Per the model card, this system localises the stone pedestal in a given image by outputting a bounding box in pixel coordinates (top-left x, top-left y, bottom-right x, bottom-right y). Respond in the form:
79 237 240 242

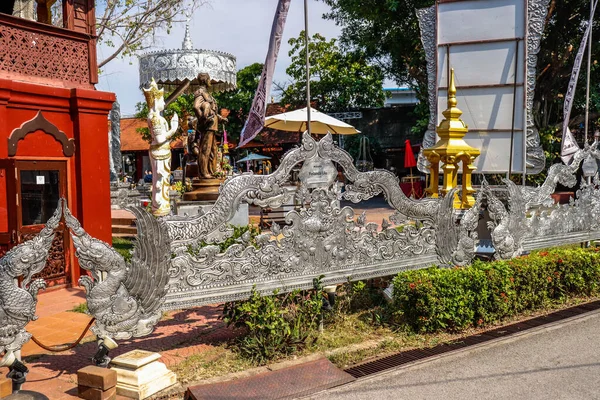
110 350 177 400
183 178 224 201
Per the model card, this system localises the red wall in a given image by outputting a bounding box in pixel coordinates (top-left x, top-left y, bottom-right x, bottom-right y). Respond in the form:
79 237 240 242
0 78 115 284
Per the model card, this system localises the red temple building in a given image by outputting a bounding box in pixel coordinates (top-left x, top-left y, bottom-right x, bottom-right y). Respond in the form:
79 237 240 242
0 0 115 287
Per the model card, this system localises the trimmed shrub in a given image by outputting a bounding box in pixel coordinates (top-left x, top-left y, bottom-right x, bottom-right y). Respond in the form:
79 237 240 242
392 248 600 333
223 287 322 363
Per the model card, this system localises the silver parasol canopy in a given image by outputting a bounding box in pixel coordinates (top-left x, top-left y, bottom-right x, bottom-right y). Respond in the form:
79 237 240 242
138 25 237 93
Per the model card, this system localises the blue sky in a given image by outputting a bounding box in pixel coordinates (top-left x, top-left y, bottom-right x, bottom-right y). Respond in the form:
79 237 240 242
96 0 344 115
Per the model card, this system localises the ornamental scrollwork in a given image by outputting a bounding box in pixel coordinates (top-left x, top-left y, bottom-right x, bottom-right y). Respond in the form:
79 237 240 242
416 5 437 174
0 202 62 362
525 0 551 173
485 180 529 260
64 205 171 340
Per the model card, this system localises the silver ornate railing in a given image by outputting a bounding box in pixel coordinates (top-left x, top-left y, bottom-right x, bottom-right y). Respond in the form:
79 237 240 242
2 133 600 368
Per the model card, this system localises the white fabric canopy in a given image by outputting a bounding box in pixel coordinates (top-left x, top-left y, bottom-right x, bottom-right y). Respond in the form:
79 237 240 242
264 107 360 135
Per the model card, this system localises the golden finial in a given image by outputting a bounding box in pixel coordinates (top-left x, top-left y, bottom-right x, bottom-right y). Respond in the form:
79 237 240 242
143 78 164 110
448 68 457 109
422 68 480 209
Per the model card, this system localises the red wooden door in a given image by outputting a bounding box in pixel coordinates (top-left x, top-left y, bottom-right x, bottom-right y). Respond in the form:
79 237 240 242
15 160 70 287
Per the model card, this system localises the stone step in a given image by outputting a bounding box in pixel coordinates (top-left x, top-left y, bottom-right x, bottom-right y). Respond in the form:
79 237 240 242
111 217 136 226
112 232 137 239
112 225 137 235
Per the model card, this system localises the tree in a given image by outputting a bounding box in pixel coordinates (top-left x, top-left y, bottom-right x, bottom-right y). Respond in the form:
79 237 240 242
279 31 386 113
134 63 263 143
321 0 600 158
320 0 431 92
96 0 207 68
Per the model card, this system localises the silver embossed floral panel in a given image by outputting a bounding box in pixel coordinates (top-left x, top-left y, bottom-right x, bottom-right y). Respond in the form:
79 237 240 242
161 133 471 311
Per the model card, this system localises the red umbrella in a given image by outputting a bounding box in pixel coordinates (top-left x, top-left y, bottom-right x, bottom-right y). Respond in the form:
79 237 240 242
404 139 417 169
404 139 418 198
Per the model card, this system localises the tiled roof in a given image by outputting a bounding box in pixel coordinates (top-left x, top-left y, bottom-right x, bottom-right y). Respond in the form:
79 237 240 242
120 117 183 151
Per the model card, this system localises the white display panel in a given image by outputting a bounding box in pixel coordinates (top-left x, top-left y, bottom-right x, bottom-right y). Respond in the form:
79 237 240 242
438 87 524 131
464 131 524 173
438 0 525 44
437 0 527 173
437 42 524 87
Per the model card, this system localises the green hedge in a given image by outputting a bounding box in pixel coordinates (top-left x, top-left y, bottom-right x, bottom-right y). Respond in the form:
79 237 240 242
392 248 600 333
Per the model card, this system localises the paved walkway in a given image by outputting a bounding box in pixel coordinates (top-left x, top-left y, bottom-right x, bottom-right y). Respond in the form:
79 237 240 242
1 288 236 399
312 310 600 400
2 198 413 398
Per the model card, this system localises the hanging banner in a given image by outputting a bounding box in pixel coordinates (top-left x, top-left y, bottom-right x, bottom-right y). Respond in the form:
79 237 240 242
561 0 598 164
239 0 292 147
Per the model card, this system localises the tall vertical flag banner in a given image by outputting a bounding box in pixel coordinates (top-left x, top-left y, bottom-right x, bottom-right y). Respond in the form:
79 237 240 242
238 0 292 147
561 0 598 164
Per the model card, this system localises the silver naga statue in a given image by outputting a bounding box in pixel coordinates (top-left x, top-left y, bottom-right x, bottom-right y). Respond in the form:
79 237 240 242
0 201 62 385
64 205 171 340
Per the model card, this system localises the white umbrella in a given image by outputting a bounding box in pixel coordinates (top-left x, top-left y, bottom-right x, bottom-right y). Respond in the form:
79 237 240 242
264 107 360 135
236 153 272 163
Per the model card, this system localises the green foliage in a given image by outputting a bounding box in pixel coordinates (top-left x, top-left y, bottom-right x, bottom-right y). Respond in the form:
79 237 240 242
187 225 261 254
391 248 600 333
525 125 563 186
410 98 430 137
69 302 89 314
214 63 263 142
280 31 386 113
222 287 323 363
321 0 432 90
214 225 260 252
112 237 134 262
335 280 382 314
331 279 392 327
171 180 187 195
134 93 193 143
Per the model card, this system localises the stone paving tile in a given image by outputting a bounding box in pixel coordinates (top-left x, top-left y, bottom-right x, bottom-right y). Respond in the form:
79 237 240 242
7 300 235 398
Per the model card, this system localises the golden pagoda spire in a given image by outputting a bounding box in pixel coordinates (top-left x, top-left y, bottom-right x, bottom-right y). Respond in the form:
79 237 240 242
422 68 481 209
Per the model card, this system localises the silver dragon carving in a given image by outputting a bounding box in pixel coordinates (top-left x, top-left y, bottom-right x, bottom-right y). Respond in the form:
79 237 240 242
416 5 437 174
0 202 61 363
162 133 474 311
485 180 529 260
7 132 600 347
435 188 481 266
484 154 600 258
520 163 578 209
64 205 171 340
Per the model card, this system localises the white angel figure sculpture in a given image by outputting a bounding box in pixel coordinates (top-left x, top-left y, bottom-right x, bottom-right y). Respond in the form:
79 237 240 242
143 78 179 216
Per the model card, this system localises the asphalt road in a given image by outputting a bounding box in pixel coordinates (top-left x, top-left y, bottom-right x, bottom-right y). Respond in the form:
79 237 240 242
311 311 600 400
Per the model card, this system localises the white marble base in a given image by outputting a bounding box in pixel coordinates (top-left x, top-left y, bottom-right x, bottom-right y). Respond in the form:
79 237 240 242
111 350 177 400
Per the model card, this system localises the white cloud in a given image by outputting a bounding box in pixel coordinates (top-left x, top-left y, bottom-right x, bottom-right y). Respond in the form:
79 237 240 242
96 0 341 115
